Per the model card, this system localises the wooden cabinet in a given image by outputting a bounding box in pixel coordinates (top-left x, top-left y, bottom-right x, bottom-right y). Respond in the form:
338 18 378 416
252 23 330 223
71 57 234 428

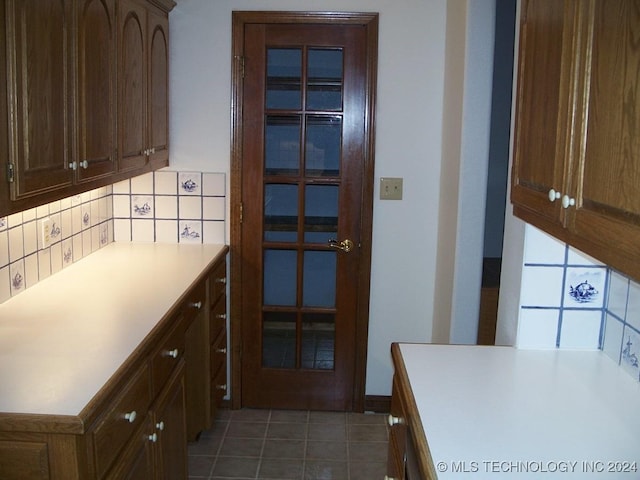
209 256 228 421
77 0 118 185
511 0 640 281
4 0 75 206
0 0 174 217
117 0 170 174
184 254 228 441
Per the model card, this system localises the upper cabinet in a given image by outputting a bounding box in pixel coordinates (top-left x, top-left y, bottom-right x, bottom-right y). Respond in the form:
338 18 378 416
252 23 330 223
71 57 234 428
4 0 75 207
77 0 118 184
511 0 640 281
0 0 175 217
118 0 170 173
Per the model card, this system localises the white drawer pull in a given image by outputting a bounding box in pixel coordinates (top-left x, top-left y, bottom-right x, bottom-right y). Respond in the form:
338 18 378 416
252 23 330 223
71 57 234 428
190 301 202 309
215 347 227 354
124 411 137 423
548 188 561 202
215 277 226 284
148 433 157 442
165 348 179 358
561 194 576 209
387 414 404 426
216 313 227 320
156 421 165 431
216 384 227 391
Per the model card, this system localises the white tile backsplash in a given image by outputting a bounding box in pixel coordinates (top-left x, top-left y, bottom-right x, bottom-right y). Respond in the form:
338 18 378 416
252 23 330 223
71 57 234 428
518 225 640 384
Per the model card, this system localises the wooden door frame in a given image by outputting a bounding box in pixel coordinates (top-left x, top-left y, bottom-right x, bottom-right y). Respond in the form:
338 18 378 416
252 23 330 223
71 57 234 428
229 11 378 411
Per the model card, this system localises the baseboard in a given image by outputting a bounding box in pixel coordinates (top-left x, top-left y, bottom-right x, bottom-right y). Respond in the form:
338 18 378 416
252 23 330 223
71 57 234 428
364 395 391 413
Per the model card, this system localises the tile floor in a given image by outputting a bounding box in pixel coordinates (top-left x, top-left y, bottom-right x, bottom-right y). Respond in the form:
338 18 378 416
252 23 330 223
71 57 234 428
188 408 389 480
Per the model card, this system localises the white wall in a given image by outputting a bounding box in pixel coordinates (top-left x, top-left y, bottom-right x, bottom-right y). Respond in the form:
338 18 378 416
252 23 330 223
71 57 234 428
169 0 494 396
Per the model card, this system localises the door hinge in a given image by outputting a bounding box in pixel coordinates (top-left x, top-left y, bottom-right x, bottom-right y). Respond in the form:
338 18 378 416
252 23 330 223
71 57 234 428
239 202 243 224
6 163 14 183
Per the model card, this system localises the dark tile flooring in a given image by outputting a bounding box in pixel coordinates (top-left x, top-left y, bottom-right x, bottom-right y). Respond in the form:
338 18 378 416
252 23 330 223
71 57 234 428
188 408 389 480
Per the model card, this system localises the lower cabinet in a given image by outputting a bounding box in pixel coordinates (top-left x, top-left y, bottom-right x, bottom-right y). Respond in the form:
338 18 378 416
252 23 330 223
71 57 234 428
0 250 229 480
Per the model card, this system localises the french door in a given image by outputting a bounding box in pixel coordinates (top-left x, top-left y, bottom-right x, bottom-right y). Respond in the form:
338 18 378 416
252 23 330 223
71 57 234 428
231 12 378 411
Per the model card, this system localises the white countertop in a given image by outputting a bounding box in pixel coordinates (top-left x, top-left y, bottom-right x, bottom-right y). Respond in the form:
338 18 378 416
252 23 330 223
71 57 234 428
0 242 226 418
398 343 640 479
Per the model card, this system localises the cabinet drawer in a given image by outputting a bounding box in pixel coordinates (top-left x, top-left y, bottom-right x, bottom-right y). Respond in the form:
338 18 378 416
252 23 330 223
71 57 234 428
183 282 206 325
210 330 227 373
210 358 227 412
209 259 226 306
151 314 186 396
93 363 152 479
209 298 226 344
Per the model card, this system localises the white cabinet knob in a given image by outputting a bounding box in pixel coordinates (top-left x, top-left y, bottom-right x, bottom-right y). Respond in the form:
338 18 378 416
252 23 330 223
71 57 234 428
190 301 202 309
216 384 227 391
561 195 576 209
148 433 158 442
215 347 227 354
156 421 165 431
124 411 137 423
215 277 227 285
548 189 561 202
79 160 88 169
387 414 404 426
216 313 227 320
165 348 179 358
68 161 77 170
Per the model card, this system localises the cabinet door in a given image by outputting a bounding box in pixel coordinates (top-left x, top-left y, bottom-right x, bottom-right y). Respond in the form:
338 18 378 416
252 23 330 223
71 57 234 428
104 419 154 480
569 0 640 278
153 368 187 480
77 0 117 183
511 0 579 229
147 7 169 169
5 0 74 201
118 0 148 173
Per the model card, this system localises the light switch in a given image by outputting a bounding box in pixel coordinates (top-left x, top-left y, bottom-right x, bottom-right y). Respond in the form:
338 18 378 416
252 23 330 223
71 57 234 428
380 177 403 200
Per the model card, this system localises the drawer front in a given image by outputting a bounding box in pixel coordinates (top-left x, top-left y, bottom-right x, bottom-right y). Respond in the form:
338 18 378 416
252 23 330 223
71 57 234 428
209 258 226 306
183 281 206 325
209 297 226 344
93 363 152 479
210 330 227 374
151 314 186 396
210 357 227 412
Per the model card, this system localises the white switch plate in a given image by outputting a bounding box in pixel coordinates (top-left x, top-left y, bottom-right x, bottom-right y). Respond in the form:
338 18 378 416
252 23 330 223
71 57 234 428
39 217 52 248
380 177 403 200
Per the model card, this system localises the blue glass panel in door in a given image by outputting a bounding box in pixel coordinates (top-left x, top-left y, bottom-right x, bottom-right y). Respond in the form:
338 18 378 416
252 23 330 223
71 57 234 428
263 311 297 368
265 116 301 175
307 48 343 111
302 251 336 307
265 184 298 242
304 185 338 243
301 313 335 370
264 249 297 306
267 48 302 110
305 116 342 177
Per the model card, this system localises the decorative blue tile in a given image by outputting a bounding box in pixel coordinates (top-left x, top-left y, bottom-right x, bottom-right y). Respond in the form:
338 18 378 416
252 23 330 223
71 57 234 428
620 326 640 382
9 260 24 296
565 267 605 308
179 172 201 195
0 217 6 231
132 195 154 217
179 221 202 243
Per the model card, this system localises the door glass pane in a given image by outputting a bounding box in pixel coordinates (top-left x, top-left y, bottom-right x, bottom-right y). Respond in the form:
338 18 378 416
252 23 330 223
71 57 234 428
302 313 335 370
263 311 297 368
267 48 302 110
264 249 297 306
265 115 301 175
303 251 336 307
304 185 338 243
305 115 342 176
265 184 298 242
307 48 343 110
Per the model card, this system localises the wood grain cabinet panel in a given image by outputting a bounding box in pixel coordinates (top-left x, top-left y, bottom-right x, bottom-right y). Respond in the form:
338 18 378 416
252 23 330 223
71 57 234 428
0 0 174 217
0 439 49 480
5 0 74 204
512 0 640 281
